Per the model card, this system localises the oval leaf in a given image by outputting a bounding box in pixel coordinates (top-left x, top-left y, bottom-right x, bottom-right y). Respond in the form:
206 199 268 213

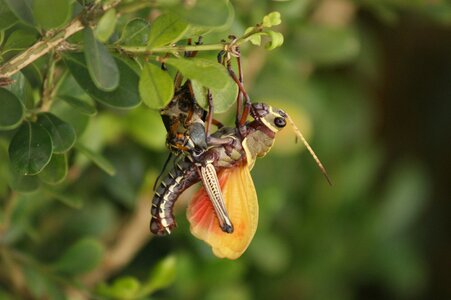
64 53 141 109
144 255 176 294
0 3 18 30
84 27 119 91
3 0 34 25
191 77 237 113
0 88 25 130
76 143 116 176
37 112 76 153
33 0 71 29
39 153 67 184
165 57 229 89
8 168 40 192
139 63 174 109
58 95 97 116
179 0 230 27
9 122 53 175
147 12 188 49
95 8 116 43
118 18 149 46
53 238 104 275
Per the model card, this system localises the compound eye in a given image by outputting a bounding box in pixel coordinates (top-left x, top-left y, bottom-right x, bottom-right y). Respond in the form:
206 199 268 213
274 117 286 128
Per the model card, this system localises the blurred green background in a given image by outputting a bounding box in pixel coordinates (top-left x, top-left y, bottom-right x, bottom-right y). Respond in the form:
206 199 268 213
1 0 451 299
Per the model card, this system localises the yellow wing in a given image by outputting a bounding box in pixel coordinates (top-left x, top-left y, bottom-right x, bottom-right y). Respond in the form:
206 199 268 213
186 164 258 260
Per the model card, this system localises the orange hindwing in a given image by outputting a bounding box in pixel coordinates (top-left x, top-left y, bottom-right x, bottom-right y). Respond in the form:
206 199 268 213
187 164 258 260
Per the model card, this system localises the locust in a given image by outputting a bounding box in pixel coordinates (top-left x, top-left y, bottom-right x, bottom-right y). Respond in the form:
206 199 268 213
151 44 330 259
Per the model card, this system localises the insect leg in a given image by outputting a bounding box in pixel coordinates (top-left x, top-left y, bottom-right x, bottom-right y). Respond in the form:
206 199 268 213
153 152 173 191
198 163 234 233
205 89 214 136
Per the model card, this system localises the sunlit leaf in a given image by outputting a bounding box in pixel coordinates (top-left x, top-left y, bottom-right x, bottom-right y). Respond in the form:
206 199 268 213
9 121 53 175
123 107 166 151
139 63 174 109
84 27 119 91
147 12 188 49
140 255 176 295
265 30 284 50
191 77 238 113
97 276 141 299
33 0 71 29
118 18 150 46
262 11 282 27
0 88 25 130
95 8 117 43
165 57 229 90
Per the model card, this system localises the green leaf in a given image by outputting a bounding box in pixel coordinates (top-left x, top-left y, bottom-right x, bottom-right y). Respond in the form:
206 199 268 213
6 72 35 109
33 0 71 29
9 121 53 176
97 277 141 299
50 100 89 136
53 238 104 275
191 77 238 113
296 25 360 65
58 95 97 116
3 28 37 53
64 53 141 109
0 2 17 30
118 18 149 46
178 0 230 27
139 63 174 109
37 113 76 153
262 11 282 28
140 255 176 295
39 153 67 184
47 190 83 209
83 27 119 91
265 30 284 50
3 0 34 25
95 8 117 43
76 143 116 176
147 12 188 49
165 57 229 90
123 106 166 151
0 88 25 130
8 168 40 192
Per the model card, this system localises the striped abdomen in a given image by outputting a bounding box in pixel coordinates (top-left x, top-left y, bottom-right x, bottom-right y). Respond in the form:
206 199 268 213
150 158 199 236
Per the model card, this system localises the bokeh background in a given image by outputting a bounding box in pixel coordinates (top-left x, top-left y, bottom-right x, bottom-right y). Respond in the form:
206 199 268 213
1 0 451 299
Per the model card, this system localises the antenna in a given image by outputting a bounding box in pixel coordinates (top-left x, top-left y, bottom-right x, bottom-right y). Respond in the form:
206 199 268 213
286 114 332 186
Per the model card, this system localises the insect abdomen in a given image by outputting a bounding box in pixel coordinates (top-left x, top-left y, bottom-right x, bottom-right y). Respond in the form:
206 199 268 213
150 159 198 236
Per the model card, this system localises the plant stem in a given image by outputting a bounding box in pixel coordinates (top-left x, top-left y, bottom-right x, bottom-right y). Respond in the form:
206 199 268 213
0 17 84 79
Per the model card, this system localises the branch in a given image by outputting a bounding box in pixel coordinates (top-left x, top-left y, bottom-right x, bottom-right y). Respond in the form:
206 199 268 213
0 17 84 79
0 0 130 80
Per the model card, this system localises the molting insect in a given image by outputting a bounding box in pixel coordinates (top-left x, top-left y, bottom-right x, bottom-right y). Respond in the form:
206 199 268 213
150 44 330 259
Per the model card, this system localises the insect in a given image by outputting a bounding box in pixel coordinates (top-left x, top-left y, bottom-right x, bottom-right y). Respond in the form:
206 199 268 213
151 99 330 259
152 77 236 236
151 42 330 259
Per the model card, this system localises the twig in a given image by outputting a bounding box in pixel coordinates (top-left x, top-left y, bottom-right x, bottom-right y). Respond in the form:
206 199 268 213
0 17 84 79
